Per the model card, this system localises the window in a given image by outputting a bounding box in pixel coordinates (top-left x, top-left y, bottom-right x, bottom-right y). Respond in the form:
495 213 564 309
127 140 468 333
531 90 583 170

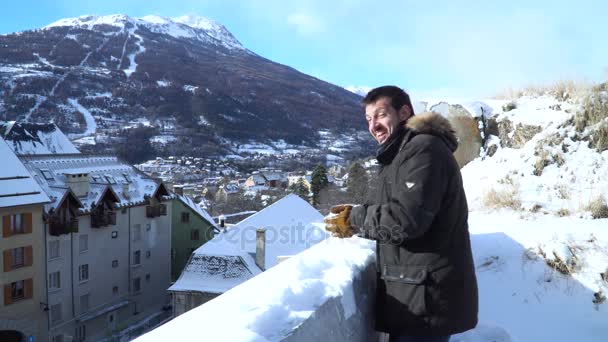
123 173 132 183
111 231 118 239
105 175 116 184
11 247 24 268
52 334 63 342
80 294 90 312
112 286 119 296
76 325 86 341
145 273 151 282
79 264 89 282
181 212 190 223
133 251 141 266
112 260 119 268
10 214 25 234
145 250 151 259
133 277 141 293
132 224 141 241
91 175 102 183
190 229 200 240
79 235 88 252
49 240 60 259
146 223 151 231
41 169 54 180
49 271 61 289
51 303 62 324
11 280 24 300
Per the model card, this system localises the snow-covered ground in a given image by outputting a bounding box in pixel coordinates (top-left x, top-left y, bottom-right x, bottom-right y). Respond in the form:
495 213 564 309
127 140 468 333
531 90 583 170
68 98 97 137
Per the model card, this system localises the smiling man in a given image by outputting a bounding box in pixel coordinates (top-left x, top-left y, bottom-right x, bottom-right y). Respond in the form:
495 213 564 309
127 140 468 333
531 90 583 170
325 86 478 341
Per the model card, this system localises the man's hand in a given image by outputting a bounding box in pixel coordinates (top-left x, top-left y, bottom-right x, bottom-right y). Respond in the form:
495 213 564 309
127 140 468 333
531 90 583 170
324 204 354 238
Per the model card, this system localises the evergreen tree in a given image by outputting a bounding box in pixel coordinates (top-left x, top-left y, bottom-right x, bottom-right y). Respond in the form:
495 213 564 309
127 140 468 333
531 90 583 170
288 177 310 201
347 162 369 204
310 164 329 206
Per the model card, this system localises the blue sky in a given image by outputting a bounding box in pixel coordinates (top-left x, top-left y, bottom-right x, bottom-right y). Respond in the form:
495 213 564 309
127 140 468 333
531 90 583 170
2 0 606 98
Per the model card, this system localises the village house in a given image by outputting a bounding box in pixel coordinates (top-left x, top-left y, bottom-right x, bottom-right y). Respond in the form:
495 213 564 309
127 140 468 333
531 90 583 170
168 194 327 317
170 187 217 281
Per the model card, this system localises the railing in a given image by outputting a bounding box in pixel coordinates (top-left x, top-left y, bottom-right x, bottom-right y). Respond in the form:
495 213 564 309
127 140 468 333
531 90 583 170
49 218 79 236
146 204 167 218
91 211 117 228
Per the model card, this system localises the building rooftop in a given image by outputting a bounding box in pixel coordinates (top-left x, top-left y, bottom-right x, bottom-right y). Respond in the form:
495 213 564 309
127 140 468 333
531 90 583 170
0 137 50 208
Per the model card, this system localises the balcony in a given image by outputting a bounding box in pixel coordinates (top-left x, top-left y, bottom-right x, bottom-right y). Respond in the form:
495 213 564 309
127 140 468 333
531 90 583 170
49 218 79 236
91 211 117 228
146 204 167 218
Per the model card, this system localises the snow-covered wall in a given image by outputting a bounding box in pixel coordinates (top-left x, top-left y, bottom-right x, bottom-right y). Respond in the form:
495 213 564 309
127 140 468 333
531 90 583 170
136 235 378 342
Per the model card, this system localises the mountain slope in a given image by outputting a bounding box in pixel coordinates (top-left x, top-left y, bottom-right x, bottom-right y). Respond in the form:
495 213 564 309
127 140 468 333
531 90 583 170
0 15 365 155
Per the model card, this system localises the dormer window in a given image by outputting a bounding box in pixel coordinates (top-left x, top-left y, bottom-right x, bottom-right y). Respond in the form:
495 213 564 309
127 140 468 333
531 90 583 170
105 175 116 184
41 169 54 180
91 175 102 183
123 173 132 183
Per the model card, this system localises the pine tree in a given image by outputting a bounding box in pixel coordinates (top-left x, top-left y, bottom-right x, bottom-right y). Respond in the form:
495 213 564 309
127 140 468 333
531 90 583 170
310 164 329 207
289 177 310 201
347 162 369 204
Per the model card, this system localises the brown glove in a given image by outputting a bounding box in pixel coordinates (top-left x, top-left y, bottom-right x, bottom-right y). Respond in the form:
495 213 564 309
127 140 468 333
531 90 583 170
324 204 354 238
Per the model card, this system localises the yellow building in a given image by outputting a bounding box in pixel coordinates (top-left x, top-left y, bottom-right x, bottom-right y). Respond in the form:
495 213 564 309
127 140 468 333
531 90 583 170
0 138 50 342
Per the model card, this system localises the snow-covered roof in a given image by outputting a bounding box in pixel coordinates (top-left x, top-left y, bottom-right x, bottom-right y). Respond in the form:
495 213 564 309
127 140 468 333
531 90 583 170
0 138 50 208
18 154 167 213
169 194 328 294
0 122 80 155
178 195 217 229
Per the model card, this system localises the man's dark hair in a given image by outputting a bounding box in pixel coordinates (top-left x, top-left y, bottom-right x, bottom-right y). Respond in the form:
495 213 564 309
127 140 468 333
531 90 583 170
362 85 415 115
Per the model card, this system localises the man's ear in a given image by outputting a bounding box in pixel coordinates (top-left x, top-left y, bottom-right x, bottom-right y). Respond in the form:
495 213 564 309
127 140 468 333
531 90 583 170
398 105 412 122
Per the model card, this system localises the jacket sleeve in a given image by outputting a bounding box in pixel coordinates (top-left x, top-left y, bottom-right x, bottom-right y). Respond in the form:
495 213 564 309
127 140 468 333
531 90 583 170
351 135 449 244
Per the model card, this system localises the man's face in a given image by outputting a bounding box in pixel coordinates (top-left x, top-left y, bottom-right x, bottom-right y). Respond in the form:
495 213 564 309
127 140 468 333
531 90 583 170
365 97 410 144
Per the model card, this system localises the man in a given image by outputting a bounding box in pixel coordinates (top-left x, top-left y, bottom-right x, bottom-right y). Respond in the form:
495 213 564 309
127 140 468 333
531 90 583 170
325 86 478 342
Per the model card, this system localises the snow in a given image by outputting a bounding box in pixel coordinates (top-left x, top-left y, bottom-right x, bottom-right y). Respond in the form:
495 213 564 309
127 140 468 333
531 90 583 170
1 122 80 155
156 80 171 87
451 212 608 342
124 30 145 78
136 236 375 342
45 14 245 51
183 85 198 93
344 85 371 96
149 135 177 145
67 98 97 137
0 137 50 207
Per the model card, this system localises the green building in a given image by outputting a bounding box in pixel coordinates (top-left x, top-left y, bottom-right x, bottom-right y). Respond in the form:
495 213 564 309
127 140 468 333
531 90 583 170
171 194 217 281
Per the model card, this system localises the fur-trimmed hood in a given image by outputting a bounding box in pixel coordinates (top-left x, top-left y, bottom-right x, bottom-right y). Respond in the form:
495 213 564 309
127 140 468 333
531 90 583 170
405 111 458 152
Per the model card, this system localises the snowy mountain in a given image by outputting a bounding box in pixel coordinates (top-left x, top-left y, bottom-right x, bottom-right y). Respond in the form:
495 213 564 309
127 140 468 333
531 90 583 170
0 14 365 157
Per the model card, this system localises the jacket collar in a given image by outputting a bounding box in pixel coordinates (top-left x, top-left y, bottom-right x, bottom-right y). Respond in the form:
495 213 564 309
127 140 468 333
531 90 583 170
375 124 408 165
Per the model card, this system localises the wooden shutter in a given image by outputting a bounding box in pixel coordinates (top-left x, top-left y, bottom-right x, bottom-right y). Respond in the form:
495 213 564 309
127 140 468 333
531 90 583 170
3 249 12 272
24 213 33 234
3 284 11 305
2 215 10 237
24 278 33 299
24 246 33 267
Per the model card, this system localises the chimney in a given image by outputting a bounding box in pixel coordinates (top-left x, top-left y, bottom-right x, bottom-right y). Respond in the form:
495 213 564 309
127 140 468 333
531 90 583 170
173 185 184 196
255 228 266 271
64 172 90 197
218 215 226 230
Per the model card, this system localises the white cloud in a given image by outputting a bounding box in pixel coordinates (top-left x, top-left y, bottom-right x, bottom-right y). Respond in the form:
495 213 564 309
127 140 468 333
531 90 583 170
286 12 324 35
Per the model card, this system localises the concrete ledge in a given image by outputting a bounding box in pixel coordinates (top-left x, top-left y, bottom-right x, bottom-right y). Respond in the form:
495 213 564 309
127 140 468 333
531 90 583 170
136 237 377 341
